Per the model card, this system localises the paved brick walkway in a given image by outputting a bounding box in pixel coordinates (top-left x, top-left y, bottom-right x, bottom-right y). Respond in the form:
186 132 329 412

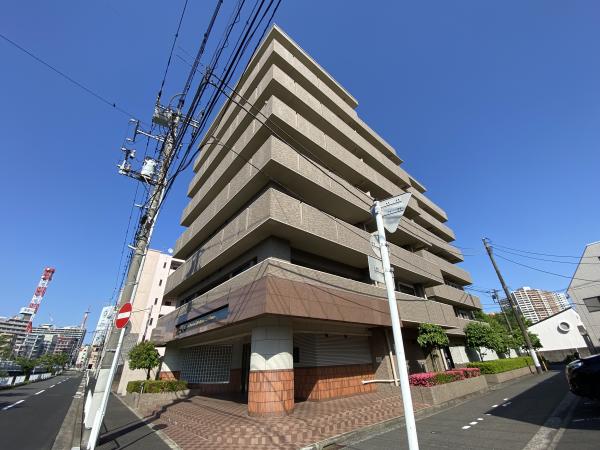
140 390 429 450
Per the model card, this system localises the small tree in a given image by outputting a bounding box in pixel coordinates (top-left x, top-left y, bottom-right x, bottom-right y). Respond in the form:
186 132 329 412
464 322 496 360
128 341 160 380
15 357 37 380
53 352 69 369
417 323 449 371
0 334 13 360
38 354 56 374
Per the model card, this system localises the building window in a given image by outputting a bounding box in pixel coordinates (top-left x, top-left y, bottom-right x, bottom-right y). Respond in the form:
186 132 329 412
159 279 163 286
454 306 474 320
395 281 417 296
154 298 158 305
293 347 300 364
149 318 153 325
164 301 171 306
163 262 167 269
583 297 600 313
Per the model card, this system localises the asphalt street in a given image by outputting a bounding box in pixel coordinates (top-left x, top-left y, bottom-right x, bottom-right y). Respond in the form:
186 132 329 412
350 369 600 450
0 371 82 450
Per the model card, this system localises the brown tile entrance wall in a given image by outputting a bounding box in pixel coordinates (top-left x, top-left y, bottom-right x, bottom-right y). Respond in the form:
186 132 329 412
186 369 242 395
159 370 181 380
294 364 376 401
248 369 294 416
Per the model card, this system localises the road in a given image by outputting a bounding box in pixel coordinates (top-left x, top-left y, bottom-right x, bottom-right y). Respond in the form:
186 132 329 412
349 369 600 450
0 371 83 450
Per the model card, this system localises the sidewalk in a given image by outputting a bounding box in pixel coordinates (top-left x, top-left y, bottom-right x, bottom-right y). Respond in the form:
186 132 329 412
94 394 174 450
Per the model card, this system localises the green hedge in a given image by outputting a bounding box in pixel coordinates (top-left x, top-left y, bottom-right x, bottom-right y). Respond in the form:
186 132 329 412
126 379 188 394
467 356 533 374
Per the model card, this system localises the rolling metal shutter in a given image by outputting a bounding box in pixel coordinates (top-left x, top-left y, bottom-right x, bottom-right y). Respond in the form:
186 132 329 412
293 333 371 367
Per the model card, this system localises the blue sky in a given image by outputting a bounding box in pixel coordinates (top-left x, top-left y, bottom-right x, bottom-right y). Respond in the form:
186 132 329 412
1 1 598 336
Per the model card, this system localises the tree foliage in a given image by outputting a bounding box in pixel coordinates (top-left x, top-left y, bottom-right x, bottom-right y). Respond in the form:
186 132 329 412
53 352 69 369
464 322 498 359
0 334 13 360
15 357 37 379
38 354 56 374
128 341 161 380
417 323 449 350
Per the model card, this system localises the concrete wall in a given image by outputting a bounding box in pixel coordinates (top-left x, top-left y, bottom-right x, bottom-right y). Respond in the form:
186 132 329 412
568 242 600 351
528 308 589 352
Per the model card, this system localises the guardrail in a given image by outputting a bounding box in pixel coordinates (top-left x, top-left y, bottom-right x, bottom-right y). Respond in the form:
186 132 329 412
0 372 56 387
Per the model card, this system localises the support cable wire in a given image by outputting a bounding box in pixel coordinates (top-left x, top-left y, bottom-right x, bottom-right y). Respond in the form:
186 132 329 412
0 32 141 121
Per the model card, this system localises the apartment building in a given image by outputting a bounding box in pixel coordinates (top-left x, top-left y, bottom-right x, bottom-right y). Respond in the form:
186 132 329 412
501 287 570 324
151 26 481 416
568 242 600 352
115 249 182 394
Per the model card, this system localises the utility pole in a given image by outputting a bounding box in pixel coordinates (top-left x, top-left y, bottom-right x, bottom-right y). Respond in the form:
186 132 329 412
86 107 180 450
491 289 513 333
372 196 419 450
482 238 542 374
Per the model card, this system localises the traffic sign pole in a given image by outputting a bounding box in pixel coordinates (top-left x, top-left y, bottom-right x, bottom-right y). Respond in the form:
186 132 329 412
87 302 132 450
372 197 419 450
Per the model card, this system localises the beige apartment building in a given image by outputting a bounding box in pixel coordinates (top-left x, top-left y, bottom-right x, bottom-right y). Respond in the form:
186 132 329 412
115 249 182 394
151 26 481 416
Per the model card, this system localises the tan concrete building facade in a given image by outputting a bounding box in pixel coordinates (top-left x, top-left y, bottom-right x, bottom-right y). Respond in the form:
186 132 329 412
152 26 481 416
115 249 182 394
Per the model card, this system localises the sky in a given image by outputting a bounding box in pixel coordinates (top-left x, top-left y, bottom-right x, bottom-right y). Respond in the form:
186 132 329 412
1 1 599 338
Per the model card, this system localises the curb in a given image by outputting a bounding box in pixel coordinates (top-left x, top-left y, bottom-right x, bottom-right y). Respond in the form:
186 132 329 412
113 394 182 450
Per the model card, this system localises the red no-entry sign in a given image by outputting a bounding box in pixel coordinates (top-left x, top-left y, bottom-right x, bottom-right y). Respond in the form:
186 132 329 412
115 302 132 329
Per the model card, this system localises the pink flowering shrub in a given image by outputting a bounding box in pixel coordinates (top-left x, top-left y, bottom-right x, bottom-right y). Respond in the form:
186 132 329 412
409 367 481 387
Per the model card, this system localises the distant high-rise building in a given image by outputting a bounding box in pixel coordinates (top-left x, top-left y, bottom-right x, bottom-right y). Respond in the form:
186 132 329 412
92 306 115 346
501 286 570 324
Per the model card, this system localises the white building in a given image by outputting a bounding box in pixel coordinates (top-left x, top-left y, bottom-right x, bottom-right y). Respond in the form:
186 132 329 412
528 307 595 361
501 286 570 324
568 241 600 351
92 306 115 346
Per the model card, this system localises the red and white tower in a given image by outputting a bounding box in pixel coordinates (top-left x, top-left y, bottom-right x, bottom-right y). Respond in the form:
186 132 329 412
20 267 56 333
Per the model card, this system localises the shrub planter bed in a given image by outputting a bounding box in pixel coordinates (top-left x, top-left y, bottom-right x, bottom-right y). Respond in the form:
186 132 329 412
467 357 535 385
409 368 488 406
122 380 190 416
483 366 534 385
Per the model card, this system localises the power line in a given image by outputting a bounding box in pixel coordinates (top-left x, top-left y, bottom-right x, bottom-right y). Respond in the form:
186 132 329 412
156 0 191 103
491 242 595 259
495 253 599 283
0 32 140 120
493 247 600 265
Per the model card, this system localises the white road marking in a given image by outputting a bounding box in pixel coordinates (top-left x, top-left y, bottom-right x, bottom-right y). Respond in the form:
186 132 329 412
34 390 45 395
485 413 492 416
492 404 498 408
462 425 471 430
504 398 509 401
470 421 478 425
477 418 484 421
2 400 24 411
50 384 56 388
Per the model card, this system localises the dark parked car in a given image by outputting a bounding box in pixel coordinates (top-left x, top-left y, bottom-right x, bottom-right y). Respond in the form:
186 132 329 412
566 354 600 399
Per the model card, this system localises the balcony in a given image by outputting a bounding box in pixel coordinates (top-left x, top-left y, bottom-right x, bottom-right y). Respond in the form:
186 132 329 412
425 284 482 309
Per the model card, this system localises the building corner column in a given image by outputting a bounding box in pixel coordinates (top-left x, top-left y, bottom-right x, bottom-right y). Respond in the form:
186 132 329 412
248 318 294 416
